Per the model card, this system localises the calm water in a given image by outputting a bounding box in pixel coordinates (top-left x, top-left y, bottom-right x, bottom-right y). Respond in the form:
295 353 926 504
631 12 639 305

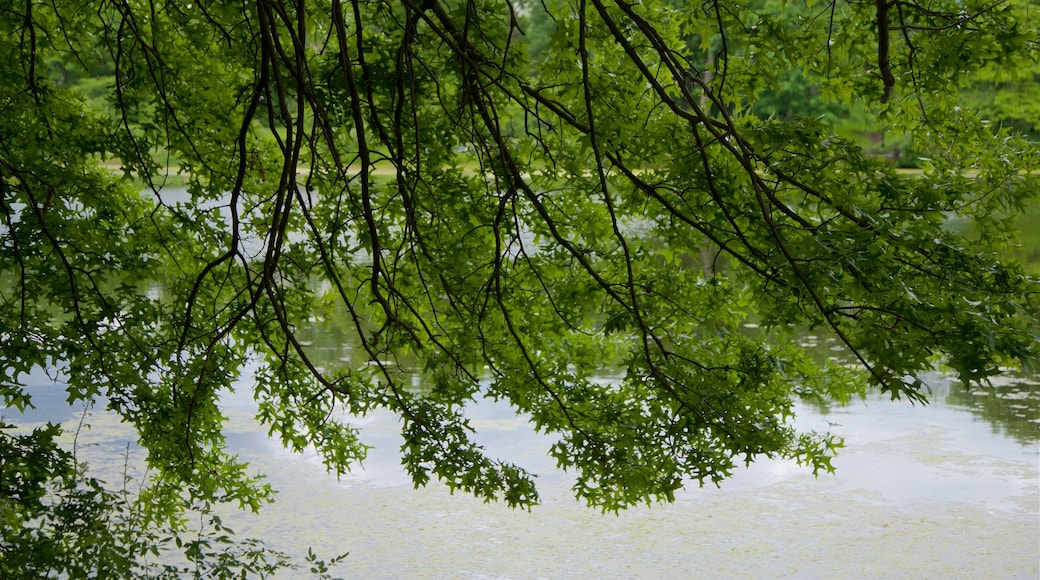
14 362 1040 578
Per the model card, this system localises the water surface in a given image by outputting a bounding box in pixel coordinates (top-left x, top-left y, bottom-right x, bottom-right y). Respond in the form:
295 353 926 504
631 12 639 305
23 366 1035 578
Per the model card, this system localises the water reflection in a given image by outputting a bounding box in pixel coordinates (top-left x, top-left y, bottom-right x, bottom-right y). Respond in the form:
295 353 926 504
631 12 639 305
788 332 1040 451
945 372 1040 446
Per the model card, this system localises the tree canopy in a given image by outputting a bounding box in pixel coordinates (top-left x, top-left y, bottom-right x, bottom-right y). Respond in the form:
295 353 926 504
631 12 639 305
2 0 1038 572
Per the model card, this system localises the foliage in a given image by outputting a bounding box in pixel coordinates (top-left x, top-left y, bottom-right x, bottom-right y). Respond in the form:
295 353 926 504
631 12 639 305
0 421 303 578
960 0 1040 142
1 0 1038 572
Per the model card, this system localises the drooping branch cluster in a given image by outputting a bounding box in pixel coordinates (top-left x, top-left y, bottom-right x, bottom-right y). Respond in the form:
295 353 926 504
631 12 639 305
2 0 1035 511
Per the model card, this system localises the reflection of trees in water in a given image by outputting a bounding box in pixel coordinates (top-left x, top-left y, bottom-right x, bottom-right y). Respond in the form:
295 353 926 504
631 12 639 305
943 210 1040 443
944 374 1040 446
795 333 1040 448
301 310 1040 448
793 334 866 416
293 297 428 392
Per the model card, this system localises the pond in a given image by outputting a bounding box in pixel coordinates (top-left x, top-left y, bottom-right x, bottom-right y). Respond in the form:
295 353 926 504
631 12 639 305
14 360 1039 578
6 191 1039 577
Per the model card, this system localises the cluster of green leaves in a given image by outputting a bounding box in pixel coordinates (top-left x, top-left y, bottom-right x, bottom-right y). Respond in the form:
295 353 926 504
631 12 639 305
1 0 1037 572
960 1 1040 141
0 421 305 578
0 2 328 573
